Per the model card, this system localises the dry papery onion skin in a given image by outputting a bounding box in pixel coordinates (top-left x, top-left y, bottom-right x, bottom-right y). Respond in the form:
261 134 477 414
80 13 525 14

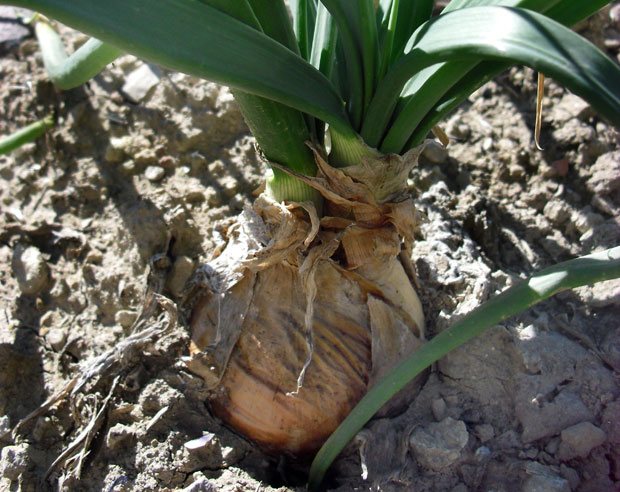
186 148 426 457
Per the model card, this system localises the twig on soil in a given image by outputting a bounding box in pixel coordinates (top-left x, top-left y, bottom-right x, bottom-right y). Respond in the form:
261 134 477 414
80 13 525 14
11 282 178 481
47 376 120 481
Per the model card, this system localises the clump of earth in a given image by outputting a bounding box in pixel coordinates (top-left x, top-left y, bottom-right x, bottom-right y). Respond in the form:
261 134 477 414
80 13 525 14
1 5 619 492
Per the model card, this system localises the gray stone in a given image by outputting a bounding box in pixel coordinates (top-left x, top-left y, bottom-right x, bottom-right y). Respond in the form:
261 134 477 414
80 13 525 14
524 462 571 492
166 256 195 297
523 475 571 492
474 424 494 443
409 417 469 471
601 399 620 444
115 310 138 329
422 141 449 164
0 444 29 480
517 389 593 443
431 397 447 421
106 423 136 451
12 244 50 295
0 7 30 54
122 63 161 103
145 165 166 182
543 200 571 226
182 477 217 492
46 327 67 351
0 415 10 441
587 151 620 197
557 422 606 460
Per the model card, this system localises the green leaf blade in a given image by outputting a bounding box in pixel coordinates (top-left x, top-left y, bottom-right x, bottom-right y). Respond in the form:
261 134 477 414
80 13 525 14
362 6 620 146
10 0 353 137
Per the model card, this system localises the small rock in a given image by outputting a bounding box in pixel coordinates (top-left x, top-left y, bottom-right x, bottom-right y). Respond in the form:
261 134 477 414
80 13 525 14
145 165 166 182
572 207 604 235
551 93 593 123
166 256 195 297
134 148 158 165
182 476 217 492
46 327 67 351
207 160 226 177
474 424 494 443
121 160 137 175
546 158 569 178
0 415 10 441
121 63 161 103
0 7 30 55
409 417 469 471
422 141 448 164
431 398 447 421
447 116 471 140
12 244 50 295
523 474 570 492
524 462 571 492
557 422 606 460
602 400 620 444
0 444 29 480
543 200 571 226
517 389 593 443
587 151 620 196
559 464 580 491
158 155 177 168
482 137 494 152
219 175 239 198
85 249 104 264
115 310 138 329
545 437 560 455
106 423 136 451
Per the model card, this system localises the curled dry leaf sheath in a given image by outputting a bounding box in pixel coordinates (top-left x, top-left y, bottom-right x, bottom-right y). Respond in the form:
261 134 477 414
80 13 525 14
187 149 426 456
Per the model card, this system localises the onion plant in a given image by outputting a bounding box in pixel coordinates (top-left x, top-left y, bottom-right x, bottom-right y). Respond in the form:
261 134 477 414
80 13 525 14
5 0 620 488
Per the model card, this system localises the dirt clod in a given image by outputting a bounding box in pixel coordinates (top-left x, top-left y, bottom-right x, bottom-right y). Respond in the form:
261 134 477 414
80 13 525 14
11 243 50 295
409 417 469 471
557 422 607 460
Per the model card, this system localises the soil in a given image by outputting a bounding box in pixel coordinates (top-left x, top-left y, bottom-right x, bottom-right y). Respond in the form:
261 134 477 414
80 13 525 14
1 5 619 492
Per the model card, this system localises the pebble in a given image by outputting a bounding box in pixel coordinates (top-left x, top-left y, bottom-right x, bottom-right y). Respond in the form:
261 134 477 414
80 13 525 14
551 93 593 123
422 141 449 164
134 148 158 165
11 244 50 295
587 151 620 196
409 417 469 471
523 474 570 492
121 160 137 175
431 398 447 421
557 422 606 460
46 327 67 351
572 207 604 235
219 175 239 198
482 137 494 152
601 400 620 444
166 256 195 297
0 444 29 480
121 63 161 103
182 476 217 492
517 389 593 443
115 310 138 329
523 462 570 492
106 423 136 451
145 165 166 182
543 200 571 226
0 415 10 441
0 7 30 55
474 424 494 443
